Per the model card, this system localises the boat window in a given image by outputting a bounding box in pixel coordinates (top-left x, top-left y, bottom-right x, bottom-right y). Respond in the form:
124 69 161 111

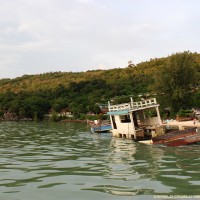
120 115 131 123
112 116 117 129
132 112 139 128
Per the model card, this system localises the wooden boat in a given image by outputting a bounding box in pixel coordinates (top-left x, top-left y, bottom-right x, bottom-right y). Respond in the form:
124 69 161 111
90 124 112 134
166 134 200 146
152 127 199 146
89 119 112 134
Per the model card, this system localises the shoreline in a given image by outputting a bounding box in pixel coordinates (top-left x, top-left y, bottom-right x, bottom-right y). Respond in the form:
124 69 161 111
163 119 200 128
60 119 87 123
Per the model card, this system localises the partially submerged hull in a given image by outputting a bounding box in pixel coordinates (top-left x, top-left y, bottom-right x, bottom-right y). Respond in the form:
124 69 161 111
164 133 200 146
140 127 199 146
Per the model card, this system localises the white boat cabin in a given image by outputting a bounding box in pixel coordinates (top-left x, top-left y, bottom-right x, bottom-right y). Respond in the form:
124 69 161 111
107 98 163 139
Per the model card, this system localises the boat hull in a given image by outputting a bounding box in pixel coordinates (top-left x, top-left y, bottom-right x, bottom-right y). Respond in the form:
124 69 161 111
90 124 112 134
152 127 199 146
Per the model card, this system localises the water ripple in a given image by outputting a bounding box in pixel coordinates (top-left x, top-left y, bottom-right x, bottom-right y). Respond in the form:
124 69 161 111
0 122 200 200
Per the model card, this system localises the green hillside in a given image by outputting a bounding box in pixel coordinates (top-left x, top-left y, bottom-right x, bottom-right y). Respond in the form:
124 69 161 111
0 51 200 120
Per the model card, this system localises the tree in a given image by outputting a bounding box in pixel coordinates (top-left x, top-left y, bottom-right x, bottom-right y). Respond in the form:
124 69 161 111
93 104 101 114
52 97 68 112
24 96 51 120
151 52 199 112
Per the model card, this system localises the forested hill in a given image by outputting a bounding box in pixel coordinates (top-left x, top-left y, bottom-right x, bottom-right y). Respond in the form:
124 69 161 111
0 59 162 94
1 52 199 94
0 51 200 120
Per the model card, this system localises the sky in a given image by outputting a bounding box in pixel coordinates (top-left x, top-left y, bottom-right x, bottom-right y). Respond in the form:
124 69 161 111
0 0 199 78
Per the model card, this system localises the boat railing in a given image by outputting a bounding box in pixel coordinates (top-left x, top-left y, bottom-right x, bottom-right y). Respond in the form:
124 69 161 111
131 98 157 108
108 98 157 111
109 102 132 111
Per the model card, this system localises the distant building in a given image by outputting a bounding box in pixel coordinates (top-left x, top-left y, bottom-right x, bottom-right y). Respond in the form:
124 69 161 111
87 111 95 115
59 108 73 117
48 108 73 118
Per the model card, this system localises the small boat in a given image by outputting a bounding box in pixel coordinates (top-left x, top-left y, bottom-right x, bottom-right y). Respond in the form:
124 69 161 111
89 119 112 134
90 124 112 134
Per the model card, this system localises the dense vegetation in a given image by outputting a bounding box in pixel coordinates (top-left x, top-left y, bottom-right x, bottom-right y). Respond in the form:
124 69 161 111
0 51 200 120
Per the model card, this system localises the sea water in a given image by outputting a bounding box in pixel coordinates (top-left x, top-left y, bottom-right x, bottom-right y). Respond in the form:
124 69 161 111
0 122 199 200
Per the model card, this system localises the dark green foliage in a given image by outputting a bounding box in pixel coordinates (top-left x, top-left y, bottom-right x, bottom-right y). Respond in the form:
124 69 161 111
0 51 200 120
50 111 60 122
24 96 51 120
193 91 200 108
177 109 193 117
151 51 200 112
52 97 68 112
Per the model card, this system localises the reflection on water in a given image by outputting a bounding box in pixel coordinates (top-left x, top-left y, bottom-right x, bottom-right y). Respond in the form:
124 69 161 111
0 122 200 200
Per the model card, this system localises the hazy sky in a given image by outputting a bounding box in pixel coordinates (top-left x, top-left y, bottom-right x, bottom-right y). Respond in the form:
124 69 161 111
0 0 199 78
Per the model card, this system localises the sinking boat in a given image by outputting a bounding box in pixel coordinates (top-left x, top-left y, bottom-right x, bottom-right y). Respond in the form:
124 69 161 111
107 98 163 139
107 97 200 146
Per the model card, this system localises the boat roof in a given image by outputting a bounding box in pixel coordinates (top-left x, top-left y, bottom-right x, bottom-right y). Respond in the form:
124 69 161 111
107 98 159 115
